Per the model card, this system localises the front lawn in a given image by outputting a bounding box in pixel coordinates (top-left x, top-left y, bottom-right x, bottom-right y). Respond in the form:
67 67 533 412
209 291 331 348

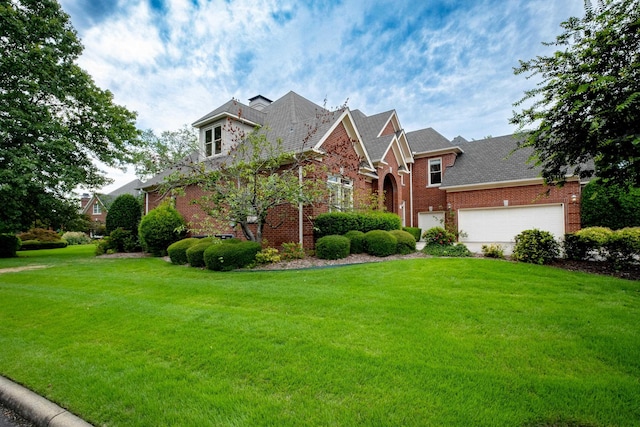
0 247 639 426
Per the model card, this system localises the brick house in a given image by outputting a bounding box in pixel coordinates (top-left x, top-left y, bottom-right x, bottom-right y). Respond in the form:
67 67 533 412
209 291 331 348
80 179 143 235
141 91 586 252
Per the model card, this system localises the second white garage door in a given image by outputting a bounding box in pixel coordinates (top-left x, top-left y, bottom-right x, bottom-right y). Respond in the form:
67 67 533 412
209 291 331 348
458 204 565 254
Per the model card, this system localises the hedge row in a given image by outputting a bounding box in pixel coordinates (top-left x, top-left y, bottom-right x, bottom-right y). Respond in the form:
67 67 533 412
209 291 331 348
317 229 417 260
19 240 68 250
565 226 640 269
314 212 402 238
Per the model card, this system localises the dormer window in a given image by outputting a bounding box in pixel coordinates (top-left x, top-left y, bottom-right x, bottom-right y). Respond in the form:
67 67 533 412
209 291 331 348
428 158 442 186
205 125 222 156
93 203 102 215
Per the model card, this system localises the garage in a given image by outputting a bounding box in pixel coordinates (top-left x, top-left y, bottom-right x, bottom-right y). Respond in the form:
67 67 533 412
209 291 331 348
458 204 565 253
418 211 445 239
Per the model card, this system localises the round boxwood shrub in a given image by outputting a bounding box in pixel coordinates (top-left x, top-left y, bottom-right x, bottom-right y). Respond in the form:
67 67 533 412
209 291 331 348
605 227 640 270
316 235 351 260
364 230 397 257
512 229 559 265
204 240 262 271
0 234 21 258
167 238 200 265
344 230 365 254
402 227 421 242
106 194 141 234
186 239 215 267
138 202 187 256
389 229 416 254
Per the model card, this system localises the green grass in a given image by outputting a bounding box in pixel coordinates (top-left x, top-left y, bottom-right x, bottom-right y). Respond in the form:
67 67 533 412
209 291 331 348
1 246 639 426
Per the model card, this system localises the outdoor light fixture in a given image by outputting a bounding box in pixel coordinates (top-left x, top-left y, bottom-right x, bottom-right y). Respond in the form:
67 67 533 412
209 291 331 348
571 194 578 203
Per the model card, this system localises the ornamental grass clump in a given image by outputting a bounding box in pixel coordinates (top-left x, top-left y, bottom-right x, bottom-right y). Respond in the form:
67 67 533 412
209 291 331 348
316 235 350 260
364 230 397 257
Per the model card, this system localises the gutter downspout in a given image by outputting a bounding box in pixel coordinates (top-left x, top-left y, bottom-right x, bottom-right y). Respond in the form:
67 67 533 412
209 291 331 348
299 165 304 246
409 163 414 226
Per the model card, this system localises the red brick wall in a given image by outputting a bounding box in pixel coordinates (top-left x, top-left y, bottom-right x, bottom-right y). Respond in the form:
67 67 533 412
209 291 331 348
380 119 395 136
411 154 456 226
446 181 582 234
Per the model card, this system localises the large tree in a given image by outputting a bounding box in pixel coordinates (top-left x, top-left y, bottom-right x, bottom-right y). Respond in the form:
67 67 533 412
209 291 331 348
132 125 199 180
0 0 140 233
511 0 640 186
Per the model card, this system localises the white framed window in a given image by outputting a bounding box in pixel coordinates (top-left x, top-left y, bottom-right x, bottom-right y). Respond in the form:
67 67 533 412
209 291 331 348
327 175 353 212
204 125 222 157
428 158 442 186
92 203 102 215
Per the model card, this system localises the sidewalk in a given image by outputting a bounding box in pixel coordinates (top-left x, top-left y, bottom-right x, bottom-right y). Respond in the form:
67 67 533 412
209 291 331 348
0 376 92 427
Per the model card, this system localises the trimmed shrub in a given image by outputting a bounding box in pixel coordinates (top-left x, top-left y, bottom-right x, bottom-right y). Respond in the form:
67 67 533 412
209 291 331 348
316 235 350 260
565 227 613 260
61 231 92 245
481 244 505 259
20 240 68 250
108 227 141 253
423 243 472 257
344 230 365 254
281 242 305 260
106 194 142 234
605 227 640 270
17 228 60 242
204 241 262 271
255 247 281 265
512 229 560 265
389 229 416 254
186 239 216 268
364 230 397 257
402 227 422 242
0 234 21 258
314 212 401 238
422 227 456 246
138 203 187 256
167 238 200 265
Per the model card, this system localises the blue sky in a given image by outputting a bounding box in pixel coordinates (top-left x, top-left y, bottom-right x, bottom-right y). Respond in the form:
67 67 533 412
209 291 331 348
58 0 585 192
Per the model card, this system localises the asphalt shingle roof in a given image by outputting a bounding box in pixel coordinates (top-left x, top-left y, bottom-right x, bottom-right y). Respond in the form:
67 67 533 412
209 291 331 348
192 99 266 127
351 109 397 163
441 134 540 187
406 128 453 153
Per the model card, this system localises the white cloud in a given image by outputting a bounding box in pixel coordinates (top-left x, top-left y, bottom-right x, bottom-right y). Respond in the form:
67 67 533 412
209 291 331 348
60 0 585 190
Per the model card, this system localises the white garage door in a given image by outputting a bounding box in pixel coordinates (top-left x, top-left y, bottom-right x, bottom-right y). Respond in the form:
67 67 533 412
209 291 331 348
458 204 565 254
418 212 445 240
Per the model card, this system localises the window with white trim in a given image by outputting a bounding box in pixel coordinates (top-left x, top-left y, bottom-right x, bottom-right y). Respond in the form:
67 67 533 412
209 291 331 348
327 175 353 211
92 203 102 215
428 158 442 186
204 125 222 157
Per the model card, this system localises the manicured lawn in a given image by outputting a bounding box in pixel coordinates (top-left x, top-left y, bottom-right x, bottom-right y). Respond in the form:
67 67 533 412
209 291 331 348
0 246 639 426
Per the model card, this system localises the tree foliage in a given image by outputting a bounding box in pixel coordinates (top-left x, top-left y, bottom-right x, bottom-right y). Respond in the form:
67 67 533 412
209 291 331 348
132 126 198 180
186 127 327 243
0 0 140 233
581 179 640 229
105 194 142 234
511 0 640 186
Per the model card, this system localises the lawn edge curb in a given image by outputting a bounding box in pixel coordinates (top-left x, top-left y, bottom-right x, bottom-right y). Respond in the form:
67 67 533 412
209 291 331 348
0 376 93 427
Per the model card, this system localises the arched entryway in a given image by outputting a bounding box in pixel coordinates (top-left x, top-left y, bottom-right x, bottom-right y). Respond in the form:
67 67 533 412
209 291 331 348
383 174 397 213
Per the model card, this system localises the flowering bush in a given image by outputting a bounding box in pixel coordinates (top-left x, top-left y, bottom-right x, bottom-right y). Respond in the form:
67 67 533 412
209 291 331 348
422 227 456 246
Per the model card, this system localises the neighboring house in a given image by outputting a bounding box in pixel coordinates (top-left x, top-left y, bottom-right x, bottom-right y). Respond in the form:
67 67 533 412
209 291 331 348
141 91 587 252
80 179 144 227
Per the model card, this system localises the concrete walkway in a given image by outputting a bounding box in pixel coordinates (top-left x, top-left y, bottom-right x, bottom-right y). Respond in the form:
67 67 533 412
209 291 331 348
0 376 92 427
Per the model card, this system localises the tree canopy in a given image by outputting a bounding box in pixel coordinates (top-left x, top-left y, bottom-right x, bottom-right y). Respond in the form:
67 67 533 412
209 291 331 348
132 125 199 180
511 0 640 186
0 0 140 232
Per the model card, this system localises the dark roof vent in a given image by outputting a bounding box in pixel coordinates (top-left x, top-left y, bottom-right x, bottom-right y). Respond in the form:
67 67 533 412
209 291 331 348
248 95 273 111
